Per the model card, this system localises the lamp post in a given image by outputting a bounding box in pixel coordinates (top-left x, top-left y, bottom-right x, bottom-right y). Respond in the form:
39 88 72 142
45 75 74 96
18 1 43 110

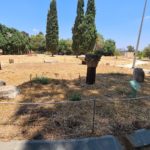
132 0 148 69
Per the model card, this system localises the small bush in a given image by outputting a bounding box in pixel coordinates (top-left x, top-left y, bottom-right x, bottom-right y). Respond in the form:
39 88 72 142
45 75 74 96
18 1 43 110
69 92 81 101
32 76 50 85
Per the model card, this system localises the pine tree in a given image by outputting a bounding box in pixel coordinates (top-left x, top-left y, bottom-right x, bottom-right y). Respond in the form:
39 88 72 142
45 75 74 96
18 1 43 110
82 0 97 52
46 0 59 56
72 0 85 57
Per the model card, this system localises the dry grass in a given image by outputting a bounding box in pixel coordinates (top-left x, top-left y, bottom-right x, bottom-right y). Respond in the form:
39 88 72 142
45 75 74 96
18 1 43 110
138 62 150 70
0 55 149 141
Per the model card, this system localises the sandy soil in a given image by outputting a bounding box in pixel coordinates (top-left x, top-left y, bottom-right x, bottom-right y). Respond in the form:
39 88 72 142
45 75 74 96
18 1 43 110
0 55 149 141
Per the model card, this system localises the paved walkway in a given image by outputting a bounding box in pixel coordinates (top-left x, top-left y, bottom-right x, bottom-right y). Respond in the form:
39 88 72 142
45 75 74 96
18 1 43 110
116 60 150 74
0 135 124 150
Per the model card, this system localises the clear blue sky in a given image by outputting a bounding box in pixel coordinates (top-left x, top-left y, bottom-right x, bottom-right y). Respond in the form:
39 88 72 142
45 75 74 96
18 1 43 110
0 0 150 49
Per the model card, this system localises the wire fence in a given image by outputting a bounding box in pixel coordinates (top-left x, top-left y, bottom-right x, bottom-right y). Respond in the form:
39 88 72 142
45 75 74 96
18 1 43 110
0 96 149 140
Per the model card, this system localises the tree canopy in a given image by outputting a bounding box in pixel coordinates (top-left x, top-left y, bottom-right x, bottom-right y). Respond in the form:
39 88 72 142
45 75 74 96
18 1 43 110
127 45 135 52
30 32 46 53
103 39 116 56
0 24 30 55
46 0 59 56
82 0 97 52
72 0 85 57
59 39 73 55
143 45 150 59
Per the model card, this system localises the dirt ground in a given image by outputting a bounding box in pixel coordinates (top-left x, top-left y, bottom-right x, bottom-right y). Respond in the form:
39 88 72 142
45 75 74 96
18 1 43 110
0 55 149 141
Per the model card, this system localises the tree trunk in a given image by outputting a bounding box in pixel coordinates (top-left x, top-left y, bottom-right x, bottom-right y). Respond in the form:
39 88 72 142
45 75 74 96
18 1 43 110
86 67 96 84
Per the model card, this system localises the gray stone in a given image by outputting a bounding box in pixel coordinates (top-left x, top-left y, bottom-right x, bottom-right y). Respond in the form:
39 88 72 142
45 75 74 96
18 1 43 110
0 85 19 99
0 80 6 86
78 55 85 61
50 135 124 150
126 129 150 148
44 60 58 63
0 136 124 150
23 136 123 150
16 141 50 150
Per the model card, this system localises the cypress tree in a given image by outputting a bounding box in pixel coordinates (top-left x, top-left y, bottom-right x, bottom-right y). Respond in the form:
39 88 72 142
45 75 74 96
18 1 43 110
46 0 59 56
72 0 85 57
83 0 97 52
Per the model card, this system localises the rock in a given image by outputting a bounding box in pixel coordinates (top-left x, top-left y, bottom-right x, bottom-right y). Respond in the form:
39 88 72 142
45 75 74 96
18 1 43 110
0 80 6 86
0 135 124 150
106 63 110 66
78 55 85 61
44 60 58 63
9 59 14 64
133 68 145 82
50 135 124 150
0 85 19 99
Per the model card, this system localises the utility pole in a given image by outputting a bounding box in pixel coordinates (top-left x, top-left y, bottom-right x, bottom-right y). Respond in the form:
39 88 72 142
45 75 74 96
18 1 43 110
132 0 148 69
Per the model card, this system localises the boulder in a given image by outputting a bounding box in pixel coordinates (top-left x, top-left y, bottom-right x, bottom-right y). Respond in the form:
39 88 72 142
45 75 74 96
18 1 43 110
9 59 14 64
0 80 6 86
0 86 19 99
133 68 145 82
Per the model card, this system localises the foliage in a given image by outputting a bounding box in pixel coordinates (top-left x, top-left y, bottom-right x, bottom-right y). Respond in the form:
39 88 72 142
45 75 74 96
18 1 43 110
30 32 46 53
69 92 81 101
32 76 50 85
127 45 135 52
137 51 144 60
46 0 59 56
58 39 73 55
114 49 121 59
72 0 85 57
82 0 97 53
103 39 116 56
94 35 118 57
95 33 104 50
0 24 30 55
143 45 150 59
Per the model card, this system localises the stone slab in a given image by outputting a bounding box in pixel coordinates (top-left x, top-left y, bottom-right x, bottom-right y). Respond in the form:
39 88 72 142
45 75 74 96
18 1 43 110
44 60 58 63
0 135 124 150
50 135 124 150
0 80 6 86
78 55 85 61
0 85 19 99
126 129 150 148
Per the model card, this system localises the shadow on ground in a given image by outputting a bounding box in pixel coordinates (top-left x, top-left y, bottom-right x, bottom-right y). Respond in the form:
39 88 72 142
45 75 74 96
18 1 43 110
3 73 150 149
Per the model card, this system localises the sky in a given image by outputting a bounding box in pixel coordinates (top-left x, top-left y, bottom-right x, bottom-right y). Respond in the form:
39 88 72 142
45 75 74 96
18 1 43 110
0 0 150 50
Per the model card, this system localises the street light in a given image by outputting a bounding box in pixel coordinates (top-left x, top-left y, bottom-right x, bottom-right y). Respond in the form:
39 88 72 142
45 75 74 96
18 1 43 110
132 0 148 69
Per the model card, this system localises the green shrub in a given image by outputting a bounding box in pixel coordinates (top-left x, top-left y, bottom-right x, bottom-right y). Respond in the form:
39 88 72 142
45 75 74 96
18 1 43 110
69 92 81 101
32 76 50 85
137 51 144 60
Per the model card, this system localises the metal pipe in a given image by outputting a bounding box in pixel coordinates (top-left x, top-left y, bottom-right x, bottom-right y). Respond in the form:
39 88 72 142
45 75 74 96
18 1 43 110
132 0 148 68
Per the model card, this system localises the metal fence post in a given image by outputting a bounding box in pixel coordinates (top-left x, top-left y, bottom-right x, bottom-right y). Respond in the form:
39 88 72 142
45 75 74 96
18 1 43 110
92 99 96 133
